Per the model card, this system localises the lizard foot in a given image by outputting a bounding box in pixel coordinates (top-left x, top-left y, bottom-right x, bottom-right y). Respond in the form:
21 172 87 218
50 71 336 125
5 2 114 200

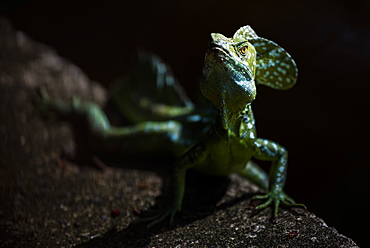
133 205 179 228
252 190 306 217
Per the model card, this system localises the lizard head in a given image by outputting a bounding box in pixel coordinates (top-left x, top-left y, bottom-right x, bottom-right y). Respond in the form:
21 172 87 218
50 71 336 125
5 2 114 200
200 25 298 129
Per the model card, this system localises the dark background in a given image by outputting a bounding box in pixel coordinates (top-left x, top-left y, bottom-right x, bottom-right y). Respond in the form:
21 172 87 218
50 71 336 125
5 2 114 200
1 0 369 246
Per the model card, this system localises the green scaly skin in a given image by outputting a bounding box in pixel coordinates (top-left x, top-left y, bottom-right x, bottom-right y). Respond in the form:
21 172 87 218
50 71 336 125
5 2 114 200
37 26 305 228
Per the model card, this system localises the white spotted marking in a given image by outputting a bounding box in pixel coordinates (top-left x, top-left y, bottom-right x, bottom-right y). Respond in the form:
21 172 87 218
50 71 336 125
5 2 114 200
249 132 255 139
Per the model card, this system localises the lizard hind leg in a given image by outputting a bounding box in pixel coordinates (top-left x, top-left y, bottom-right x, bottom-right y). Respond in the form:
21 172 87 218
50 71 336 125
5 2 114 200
239 160 269 190
36 87 184 155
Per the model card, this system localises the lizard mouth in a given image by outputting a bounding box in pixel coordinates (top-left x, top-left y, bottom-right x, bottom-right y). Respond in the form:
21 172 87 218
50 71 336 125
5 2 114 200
210 45 229 61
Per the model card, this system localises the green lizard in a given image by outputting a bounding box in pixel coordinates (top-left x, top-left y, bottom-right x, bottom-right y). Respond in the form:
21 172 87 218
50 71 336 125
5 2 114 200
37 25 305 227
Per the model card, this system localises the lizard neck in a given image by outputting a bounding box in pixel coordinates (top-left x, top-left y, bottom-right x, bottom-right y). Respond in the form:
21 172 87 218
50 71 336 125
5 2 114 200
216 103 254 139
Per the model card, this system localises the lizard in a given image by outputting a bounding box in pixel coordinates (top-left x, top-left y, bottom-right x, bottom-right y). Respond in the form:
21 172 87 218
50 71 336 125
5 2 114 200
37 25 305 227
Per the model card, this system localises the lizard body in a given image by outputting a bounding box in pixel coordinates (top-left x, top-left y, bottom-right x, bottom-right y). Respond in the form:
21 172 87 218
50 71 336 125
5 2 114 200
37 25 304 227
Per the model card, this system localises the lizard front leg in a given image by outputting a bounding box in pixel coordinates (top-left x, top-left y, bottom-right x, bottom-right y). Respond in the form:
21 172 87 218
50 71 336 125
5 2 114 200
251 138 305 216
137 142 209 227
137 166 187 228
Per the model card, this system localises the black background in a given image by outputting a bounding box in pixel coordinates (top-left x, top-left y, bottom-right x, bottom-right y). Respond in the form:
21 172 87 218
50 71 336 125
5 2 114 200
2 0 369 246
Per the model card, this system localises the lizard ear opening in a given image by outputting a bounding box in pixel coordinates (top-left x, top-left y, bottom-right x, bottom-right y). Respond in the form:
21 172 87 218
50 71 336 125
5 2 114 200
249 38 298 90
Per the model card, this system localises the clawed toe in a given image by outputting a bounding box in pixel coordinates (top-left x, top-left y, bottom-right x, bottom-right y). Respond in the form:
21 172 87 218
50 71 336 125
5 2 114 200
132 206 178 228
251 191 306 217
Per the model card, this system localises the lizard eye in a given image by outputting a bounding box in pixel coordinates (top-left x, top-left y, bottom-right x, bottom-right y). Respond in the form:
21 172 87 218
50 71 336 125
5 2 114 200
240 45 248 55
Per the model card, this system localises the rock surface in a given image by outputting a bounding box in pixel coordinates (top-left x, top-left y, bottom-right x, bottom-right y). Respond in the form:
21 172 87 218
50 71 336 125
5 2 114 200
0 17 358 247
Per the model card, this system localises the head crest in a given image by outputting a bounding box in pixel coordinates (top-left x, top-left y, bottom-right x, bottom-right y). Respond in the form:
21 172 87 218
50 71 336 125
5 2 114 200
233 25 258 42
233 26 298 90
